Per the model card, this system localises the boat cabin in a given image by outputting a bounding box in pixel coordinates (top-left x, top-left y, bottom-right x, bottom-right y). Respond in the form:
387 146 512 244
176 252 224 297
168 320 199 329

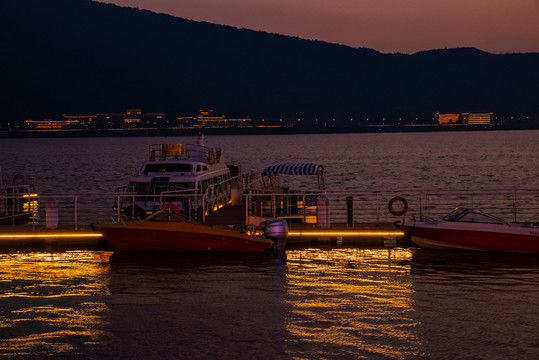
247 163 328 225
114 136 240 221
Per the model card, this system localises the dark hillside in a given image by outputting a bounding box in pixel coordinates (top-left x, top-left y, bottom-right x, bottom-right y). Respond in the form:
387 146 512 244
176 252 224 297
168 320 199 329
1 0 537 125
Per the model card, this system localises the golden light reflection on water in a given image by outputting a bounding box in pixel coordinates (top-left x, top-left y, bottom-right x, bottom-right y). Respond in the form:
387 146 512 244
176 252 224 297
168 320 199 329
0 251 113 357
284 248 422 359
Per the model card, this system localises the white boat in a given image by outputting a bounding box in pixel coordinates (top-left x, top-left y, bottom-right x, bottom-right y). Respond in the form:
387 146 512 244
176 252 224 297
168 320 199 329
114 135 241 221
395 208 539 253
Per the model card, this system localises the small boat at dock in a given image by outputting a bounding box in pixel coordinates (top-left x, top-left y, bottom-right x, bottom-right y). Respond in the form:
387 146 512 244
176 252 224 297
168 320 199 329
100 206 288 252
395 208 539 253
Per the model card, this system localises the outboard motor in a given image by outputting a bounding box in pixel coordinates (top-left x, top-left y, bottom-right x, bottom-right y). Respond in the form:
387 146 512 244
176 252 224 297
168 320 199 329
264 219 289 250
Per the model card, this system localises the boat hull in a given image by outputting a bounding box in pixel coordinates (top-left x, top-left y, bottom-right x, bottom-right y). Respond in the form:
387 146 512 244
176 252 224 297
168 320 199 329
100 221 273 252
396 222 539 253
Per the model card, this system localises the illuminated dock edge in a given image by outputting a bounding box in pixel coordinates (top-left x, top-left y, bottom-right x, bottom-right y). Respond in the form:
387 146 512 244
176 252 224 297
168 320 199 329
0 230 403 240
0 227 407 247
0 232 103 240
288 231 404 237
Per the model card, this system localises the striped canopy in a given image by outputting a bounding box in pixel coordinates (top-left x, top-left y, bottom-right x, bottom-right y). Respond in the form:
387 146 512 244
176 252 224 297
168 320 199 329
262 163 323 176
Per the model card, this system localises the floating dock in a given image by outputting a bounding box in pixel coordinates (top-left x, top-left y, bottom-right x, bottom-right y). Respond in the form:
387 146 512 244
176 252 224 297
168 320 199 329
0 206 408 250
5 187 535 250
0 225 109 249
0 226 407 249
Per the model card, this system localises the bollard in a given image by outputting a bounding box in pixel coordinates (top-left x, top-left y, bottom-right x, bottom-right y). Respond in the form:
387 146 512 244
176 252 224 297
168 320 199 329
346 196 353 227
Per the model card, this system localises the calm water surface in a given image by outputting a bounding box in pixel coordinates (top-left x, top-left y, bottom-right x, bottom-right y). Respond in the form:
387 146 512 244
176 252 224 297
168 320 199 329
1 248 538 359
2 130 539 193
1 131 539 359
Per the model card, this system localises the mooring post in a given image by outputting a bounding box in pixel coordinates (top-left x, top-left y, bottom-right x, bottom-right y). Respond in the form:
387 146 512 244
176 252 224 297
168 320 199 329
346 196 353 227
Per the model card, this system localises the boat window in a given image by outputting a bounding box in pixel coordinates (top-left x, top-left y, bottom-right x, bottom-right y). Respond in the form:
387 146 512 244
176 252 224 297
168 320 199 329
128 182 150 195
443 208 467 221
171 182 195 190
143 164 192 174
197 165 209 172
150 184 170 195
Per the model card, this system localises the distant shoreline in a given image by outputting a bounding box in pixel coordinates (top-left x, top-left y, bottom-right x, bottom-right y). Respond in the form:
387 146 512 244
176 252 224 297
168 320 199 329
1 124 538 138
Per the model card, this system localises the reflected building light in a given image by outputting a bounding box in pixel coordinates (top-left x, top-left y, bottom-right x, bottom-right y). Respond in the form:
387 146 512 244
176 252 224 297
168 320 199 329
283 248 420 357
0 251 113 356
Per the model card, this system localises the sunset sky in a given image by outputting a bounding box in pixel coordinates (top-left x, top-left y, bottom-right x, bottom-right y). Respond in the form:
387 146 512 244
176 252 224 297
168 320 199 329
99 0 539 54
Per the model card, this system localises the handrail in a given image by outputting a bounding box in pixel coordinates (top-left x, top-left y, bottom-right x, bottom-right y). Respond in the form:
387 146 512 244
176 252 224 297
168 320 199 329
5 188 538 229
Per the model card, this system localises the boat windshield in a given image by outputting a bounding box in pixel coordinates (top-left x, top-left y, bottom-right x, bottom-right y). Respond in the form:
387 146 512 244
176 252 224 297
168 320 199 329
442 208 508 224
146 210 184 222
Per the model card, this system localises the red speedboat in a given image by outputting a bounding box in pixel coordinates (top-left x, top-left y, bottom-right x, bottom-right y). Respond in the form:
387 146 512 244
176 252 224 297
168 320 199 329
100 210 278 252
395 208 539 253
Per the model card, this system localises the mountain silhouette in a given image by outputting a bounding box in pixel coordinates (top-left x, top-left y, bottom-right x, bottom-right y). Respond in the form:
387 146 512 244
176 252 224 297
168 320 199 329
1 0 538 127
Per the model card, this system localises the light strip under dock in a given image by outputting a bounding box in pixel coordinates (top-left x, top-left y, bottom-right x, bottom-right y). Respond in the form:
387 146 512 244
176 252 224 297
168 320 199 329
288 231 404 236
0 233 103 239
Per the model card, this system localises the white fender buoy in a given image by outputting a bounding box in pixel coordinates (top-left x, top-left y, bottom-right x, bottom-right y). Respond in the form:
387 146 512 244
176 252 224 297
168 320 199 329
316 195 330 227
45 198 59 229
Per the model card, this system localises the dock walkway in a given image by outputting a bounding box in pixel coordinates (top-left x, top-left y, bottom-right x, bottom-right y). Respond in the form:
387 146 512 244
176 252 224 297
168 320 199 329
0 204 408 249
204 205 408 246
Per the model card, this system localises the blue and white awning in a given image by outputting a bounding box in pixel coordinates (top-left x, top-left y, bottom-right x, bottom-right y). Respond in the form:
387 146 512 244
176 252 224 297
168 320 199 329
262 163 323 176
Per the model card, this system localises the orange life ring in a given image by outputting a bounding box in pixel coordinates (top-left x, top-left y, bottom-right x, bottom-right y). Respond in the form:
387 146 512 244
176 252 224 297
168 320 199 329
161 202 182 217
388 196 408 216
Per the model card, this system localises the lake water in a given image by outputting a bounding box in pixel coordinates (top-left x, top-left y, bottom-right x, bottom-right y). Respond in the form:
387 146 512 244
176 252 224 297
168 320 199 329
1 131 539 359
1 248 539 359
2 130 539 193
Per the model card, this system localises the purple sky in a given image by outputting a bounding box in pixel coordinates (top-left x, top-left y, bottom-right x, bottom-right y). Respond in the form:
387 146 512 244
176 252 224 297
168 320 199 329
99 0 539 54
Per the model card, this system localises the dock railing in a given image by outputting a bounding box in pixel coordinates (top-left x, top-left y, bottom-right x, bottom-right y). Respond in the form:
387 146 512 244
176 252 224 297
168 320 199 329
246 188 539 227
3 188 538 229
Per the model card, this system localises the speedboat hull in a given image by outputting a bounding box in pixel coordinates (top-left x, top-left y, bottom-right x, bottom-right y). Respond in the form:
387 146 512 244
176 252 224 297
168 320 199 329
100 221 273 252
396 221 539 253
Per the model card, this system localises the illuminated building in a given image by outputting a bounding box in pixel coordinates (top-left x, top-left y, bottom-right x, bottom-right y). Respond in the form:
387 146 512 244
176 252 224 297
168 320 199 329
462 113 493 125
124 108 142 125
24 119 83 129
435 113 460 124
176 116 196 127
434 112 493 125
124 109 167 127
142 113 167 127
62 114 98 127
103 113 124 127
196 110 252 128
